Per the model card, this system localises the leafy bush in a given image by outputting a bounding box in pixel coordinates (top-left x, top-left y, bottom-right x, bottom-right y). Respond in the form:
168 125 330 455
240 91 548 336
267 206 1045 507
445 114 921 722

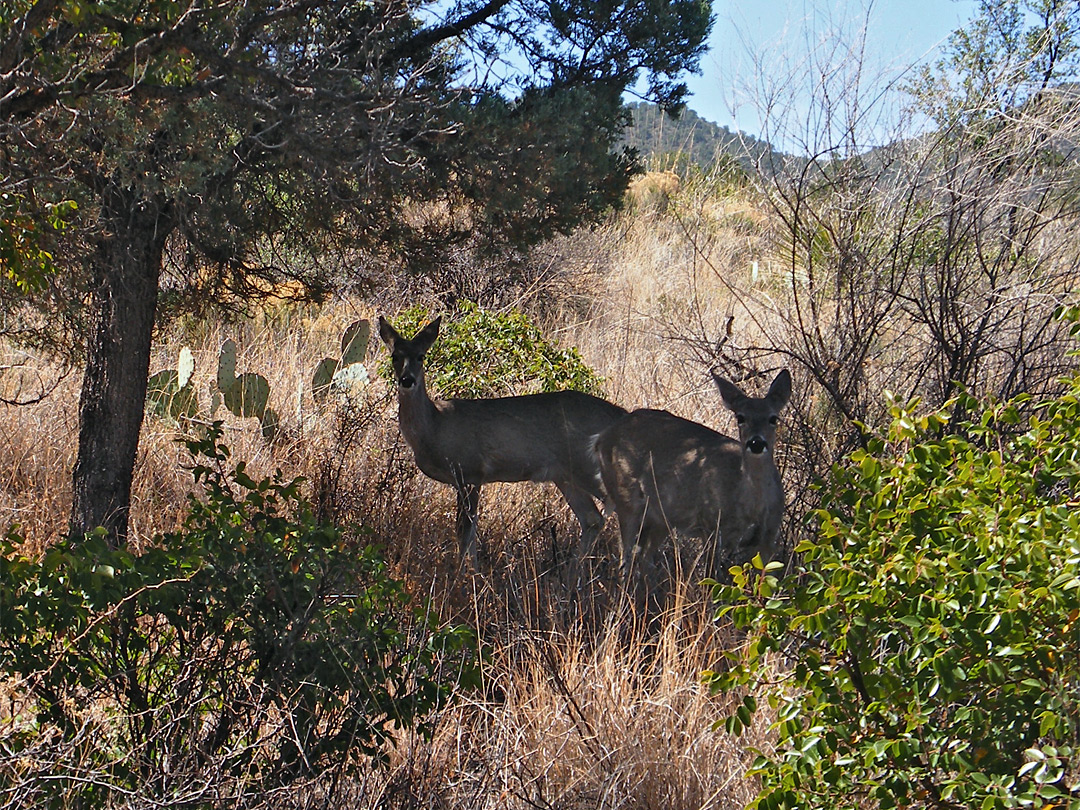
384 300 603 398
709 383 1080 809
0 426 478 806
0 193 76 293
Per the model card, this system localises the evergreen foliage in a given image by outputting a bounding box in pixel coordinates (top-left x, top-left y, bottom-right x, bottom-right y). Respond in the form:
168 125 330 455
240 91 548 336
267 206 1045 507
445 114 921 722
383 302 604 398
709 375 1080 809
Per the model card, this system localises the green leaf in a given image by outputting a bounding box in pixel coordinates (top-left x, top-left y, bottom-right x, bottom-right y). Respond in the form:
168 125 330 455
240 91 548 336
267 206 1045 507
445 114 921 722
710 375 1080 810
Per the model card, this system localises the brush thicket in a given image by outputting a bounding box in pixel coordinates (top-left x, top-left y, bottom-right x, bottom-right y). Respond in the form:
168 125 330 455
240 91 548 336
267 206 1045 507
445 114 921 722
0 184 783 808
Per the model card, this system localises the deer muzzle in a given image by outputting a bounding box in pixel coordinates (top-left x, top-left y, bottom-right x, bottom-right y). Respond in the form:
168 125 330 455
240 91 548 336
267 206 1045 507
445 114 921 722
746 436 768 455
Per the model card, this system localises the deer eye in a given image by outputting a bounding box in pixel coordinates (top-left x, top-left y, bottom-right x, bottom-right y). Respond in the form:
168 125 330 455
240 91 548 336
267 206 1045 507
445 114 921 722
769 415 779 425
735 414 746 424
417 353 426 362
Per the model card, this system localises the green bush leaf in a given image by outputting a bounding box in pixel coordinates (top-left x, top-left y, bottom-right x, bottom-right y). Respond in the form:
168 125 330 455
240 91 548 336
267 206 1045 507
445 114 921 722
709 376 1080 810
0 425 478 802
382 301 603 398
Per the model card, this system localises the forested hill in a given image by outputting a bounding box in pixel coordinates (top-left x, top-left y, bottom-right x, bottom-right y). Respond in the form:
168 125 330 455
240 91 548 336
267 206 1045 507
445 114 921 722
623 101 777 170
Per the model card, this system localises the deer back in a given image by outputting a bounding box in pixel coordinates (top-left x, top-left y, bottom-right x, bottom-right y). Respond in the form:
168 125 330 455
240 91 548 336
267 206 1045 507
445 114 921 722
415 390 626 490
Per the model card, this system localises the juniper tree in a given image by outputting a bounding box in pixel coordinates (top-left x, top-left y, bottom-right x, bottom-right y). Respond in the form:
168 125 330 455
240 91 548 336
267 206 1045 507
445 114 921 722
0 0 712 542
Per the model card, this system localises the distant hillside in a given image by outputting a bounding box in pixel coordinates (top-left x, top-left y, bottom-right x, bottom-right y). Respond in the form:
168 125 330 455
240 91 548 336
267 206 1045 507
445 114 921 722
623 102 779 172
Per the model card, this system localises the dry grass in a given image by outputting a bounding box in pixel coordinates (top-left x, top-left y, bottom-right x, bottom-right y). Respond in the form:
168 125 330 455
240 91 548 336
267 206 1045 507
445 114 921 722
4 111 1077 801
375 590 769 810
0 189 783 808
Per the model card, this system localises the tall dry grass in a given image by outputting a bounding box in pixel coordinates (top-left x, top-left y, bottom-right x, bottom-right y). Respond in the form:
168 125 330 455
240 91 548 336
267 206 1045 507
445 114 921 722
0 180 789 808
373 592 768 810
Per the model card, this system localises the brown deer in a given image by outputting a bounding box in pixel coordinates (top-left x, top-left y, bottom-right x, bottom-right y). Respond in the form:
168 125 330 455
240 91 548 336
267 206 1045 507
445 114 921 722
378 316 627 564
595 370 791 597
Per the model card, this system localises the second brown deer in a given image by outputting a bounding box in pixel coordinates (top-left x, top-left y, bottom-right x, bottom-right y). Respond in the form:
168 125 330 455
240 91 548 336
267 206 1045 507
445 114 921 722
378 315 627 565
595 370 791 598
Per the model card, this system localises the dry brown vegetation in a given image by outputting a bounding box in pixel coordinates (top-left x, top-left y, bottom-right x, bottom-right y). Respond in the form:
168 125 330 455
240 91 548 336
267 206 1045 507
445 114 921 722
3 150 1077 804
0 177 788 808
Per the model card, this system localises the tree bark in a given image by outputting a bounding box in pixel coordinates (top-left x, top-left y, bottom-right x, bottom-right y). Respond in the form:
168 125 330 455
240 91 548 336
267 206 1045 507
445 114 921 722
70 185 171 545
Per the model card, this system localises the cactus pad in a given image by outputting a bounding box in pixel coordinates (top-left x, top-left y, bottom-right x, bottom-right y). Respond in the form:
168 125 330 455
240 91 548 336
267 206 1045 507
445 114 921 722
146 369 199 422
312 357 338 402
332 363 370 396
223 372 270 418
260 407 280 440
178 346 195 390
341 319 370 367
217 339 237 392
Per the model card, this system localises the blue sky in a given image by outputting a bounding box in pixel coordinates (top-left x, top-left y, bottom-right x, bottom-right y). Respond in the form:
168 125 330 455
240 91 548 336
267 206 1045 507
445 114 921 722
682 0 978 136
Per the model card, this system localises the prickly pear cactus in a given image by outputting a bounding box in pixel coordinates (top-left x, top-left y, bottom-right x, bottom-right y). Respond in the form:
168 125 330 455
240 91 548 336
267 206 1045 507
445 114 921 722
146 346 199 423
177 346 195 390
217 339 237 393
312 319 370 403
341 319 370 367
215 339 276 438
311 357 339 402
260 407 280 440
223 372 270 419
331 363 369 393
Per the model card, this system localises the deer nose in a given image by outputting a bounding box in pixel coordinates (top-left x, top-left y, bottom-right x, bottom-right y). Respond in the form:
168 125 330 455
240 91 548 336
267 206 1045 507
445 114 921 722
399 373 416 389
746 436 767 454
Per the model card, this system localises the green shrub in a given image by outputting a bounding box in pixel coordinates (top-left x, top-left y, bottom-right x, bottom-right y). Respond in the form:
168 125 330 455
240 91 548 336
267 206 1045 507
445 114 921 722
709 384 1080 810
0 426 478 806
383 300 603 397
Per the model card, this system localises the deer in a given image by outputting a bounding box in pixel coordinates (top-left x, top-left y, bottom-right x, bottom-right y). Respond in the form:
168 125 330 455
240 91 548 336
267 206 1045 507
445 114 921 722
378 315 628 565
595 369 791 599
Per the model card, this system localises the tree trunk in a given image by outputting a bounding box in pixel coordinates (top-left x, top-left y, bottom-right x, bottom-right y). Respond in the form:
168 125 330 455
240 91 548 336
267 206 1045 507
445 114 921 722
70 186 171 545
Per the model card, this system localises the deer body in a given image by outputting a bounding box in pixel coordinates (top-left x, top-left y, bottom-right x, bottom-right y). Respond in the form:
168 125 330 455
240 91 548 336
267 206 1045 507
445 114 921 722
379 316 627 563
596 371 791 592
399 390 617 486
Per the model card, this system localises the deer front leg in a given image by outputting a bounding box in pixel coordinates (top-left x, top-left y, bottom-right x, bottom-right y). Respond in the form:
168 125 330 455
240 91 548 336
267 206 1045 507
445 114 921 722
555 481 604 559
455 483 481 566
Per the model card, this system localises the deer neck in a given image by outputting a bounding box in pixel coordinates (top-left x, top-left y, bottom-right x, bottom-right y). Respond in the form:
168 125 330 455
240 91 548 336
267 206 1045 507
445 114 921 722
395 375 440 449
741 446 776 477
736 445 781 510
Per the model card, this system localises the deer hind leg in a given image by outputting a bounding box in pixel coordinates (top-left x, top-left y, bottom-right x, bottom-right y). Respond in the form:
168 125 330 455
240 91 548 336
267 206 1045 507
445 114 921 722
555 481 604 559
620 525 662 615
622 497 676 615
455 484 482 566
617 504 651 590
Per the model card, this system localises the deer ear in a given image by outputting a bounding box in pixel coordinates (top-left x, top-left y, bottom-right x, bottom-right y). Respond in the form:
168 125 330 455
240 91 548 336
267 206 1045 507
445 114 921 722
711 372 746 411
768 370 792 409
414 316 441 351
378 316 399 348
